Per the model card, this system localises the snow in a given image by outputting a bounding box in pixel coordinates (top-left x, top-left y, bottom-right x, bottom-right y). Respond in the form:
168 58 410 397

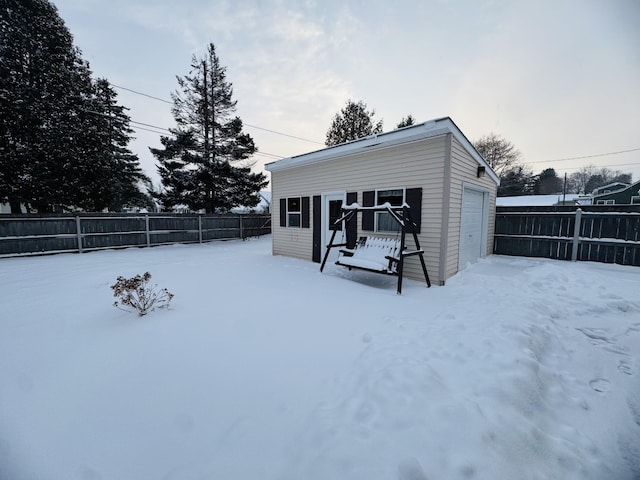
1 236 639 480
497 194 581 206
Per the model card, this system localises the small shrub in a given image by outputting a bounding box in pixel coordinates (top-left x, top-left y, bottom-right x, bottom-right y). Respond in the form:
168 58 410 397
111 272 174 316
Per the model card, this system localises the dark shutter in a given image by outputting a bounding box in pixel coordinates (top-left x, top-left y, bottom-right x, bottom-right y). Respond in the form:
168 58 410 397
312 196 321 262
362 190 375 231
346 192 358 248
302 197 310 228
279 198 286 227
406 188 422 233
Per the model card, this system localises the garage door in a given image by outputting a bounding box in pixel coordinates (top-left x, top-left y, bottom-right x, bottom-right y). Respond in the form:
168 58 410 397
459 188 486 270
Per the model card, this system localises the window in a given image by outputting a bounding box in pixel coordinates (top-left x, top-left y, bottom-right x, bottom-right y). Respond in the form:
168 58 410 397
632 196 640 205
376 188 404 232
605 199 615 205
287 197 301 227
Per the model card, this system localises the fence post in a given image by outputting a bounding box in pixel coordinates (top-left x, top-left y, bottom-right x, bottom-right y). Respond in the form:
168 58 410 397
239 215 244 240
198 215 203 243
571 208 582 261
145 215 150 247
75 216 83 253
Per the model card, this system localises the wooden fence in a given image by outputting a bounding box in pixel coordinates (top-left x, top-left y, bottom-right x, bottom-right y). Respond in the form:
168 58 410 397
494 206 640 266
0 213 271 257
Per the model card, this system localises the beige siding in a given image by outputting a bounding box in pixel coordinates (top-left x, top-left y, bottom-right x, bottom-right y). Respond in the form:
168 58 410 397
445 137 497 279
272 137 447 281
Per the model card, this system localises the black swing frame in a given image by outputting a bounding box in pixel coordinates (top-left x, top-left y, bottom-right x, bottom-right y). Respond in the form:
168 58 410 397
320 204 431 294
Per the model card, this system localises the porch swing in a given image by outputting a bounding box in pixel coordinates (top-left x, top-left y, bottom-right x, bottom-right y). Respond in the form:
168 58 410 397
320 203 431 294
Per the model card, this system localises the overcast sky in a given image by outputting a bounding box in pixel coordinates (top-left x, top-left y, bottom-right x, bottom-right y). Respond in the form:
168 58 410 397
53 0 640 187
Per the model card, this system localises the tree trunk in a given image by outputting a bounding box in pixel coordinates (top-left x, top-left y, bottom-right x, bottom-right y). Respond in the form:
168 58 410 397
9 198 22 214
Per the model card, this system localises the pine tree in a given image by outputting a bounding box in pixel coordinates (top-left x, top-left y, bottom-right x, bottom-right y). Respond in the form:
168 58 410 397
1 0 84 212
1 0 148 212
497 165 535 196
70 78 150 211
396 115 416 128
533 168 563 195
152 43 267 213
325 100 383 146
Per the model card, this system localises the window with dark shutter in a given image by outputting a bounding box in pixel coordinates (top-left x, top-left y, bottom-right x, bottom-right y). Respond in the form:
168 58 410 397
376 189 404 232
287 197 301 227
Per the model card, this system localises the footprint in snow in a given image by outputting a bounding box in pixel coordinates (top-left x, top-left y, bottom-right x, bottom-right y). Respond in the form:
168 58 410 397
589 378 611 393
618 360 634 376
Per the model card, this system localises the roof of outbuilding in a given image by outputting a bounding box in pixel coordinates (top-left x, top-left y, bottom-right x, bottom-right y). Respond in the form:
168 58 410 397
265 116 500 185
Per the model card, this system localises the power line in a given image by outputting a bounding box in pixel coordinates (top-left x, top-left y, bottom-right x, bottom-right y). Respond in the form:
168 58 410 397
242 124 323 145
529 147 640 164
112 83 323 145
112 84 173 104
129 120 171 133
556 162 640 172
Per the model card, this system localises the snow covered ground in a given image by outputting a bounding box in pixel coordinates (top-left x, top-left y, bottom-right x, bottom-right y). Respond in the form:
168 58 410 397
1 236 639 480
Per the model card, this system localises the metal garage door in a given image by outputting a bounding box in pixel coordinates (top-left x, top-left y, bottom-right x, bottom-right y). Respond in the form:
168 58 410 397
458 187 486 269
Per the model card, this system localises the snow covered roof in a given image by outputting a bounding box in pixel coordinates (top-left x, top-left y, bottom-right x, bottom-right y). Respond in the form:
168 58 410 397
265 117 500 185
496 194 581 207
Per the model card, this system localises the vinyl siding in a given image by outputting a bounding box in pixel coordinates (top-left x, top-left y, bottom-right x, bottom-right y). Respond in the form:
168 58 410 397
445 137 497 278
271 136 447 281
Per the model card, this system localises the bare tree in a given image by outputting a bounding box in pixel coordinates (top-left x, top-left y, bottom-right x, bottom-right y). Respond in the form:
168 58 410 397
567 164 632 194
473 133 521 177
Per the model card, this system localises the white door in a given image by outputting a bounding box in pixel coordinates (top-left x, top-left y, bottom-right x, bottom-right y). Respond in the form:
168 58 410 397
322 192 346 264
458 187 487 270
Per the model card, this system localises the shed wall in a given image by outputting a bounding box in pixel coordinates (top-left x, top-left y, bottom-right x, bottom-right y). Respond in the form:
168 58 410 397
446 137 497 278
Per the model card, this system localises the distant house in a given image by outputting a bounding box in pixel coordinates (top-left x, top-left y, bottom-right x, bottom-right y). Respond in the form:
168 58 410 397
590 182 629 196
265 117 500 285
592 180 640 205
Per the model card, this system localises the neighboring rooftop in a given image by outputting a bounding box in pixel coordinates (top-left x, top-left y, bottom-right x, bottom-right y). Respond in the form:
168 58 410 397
496 194 581 207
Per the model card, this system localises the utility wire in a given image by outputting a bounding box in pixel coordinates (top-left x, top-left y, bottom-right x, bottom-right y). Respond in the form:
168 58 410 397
112 84 173 104
112 83 323 145
528 147 640 164
108 84 639 165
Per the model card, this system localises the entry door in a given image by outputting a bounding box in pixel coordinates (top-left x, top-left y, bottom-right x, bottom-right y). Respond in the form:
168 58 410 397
458 187 487 270
322 192 346 263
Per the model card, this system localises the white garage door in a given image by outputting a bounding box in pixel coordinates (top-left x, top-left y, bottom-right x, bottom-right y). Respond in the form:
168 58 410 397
459 188 486 270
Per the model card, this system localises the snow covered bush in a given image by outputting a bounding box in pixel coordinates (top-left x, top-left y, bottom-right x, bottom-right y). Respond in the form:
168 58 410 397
111 272 174 316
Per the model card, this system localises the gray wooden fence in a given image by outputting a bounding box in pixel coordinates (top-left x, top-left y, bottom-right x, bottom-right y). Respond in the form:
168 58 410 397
0 213 271 257
494 205 640 266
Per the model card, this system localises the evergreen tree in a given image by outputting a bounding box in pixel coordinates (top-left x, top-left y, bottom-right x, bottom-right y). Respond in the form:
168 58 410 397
325 100 383 146
533 168 563 195
396 115 416 128
152 43 267 213
497 165 535 196
1 0 82 211
1 0 147 212
72 79 150 211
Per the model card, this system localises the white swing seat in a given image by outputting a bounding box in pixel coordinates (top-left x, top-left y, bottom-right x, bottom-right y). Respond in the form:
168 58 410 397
337 236 400 273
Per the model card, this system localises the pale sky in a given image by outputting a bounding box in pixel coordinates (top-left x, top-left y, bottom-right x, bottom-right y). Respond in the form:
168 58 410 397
53 0 640 187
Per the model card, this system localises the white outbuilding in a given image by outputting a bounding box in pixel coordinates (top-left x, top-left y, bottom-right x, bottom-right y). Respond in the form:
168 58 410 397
265 117 499 285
